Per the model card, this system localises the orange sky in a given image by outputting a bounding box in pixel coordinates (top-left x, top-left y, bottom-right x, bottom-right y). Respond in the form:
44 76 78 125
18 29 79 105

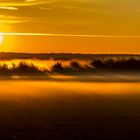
0 0 140 53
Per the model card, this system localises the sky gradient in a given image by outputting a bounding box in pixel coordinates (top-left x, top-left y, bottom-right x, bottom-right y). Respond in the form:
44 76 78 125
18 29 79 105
0 0 140 53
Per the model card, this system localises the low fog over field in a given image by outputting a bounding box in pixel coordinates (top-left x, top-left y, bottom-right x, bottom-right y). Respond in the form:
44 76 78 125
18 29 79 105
0 53 139 82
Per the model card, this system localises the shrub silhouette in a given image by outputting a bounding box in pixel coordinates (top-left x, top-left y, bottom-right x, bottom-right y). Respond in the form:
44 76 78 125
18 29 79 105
0 58 139 76
70 61 82 69
51 62 65 73
0 64 10 75
51 61 94 75
91 58 140 72
14 62 42 75
0 62 45 75
91 59 106 69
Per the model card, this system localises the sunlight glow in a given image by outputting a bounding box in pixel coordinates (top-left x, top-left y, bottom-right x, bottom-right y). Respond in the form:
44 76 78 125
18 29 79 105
0 34 3 45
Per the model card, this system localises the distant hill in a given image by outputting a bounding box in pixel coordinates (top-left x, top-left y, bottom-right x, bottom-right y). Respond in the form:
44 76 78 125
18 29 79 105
0 52 139 60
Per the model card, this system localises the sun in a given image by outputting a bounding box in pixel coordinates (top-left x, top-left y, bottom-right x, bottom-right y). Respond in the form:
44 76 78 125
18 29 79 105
0 34 3 45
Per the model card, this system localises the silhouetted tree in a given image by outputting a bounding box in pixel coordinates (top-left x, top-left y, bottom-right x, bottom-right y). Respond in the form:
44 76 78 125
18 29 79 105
51 63 64 73
70 61 82 69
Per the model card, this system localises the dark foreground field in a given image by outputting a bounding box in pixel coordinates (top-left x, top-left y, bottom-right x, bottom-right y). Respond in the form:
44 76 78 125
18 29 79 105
0 53 139 139
0 81 139 140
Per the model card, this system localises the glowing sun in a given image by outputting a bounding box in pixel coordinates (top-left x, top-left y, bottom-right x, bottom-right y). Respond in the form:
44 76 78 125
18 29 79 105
0 34 3 45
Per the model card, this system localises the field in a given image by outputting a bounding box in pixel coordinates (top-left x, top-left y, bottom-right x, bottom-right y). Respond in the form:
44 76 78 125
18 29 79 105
0 81 139 139
0 53 139 139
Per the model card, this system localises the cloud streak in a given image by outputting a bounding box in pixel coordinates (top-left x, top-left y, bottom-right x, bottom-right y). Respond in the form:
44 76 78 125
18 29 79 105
0 0 56 7
1 32 140 38
0 6 18 10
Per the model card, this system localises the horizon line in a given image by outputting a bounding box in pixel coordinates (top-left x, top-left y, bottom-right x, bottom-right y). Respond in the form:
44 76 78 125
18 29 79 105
0 52 139 55
1 32 140 38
